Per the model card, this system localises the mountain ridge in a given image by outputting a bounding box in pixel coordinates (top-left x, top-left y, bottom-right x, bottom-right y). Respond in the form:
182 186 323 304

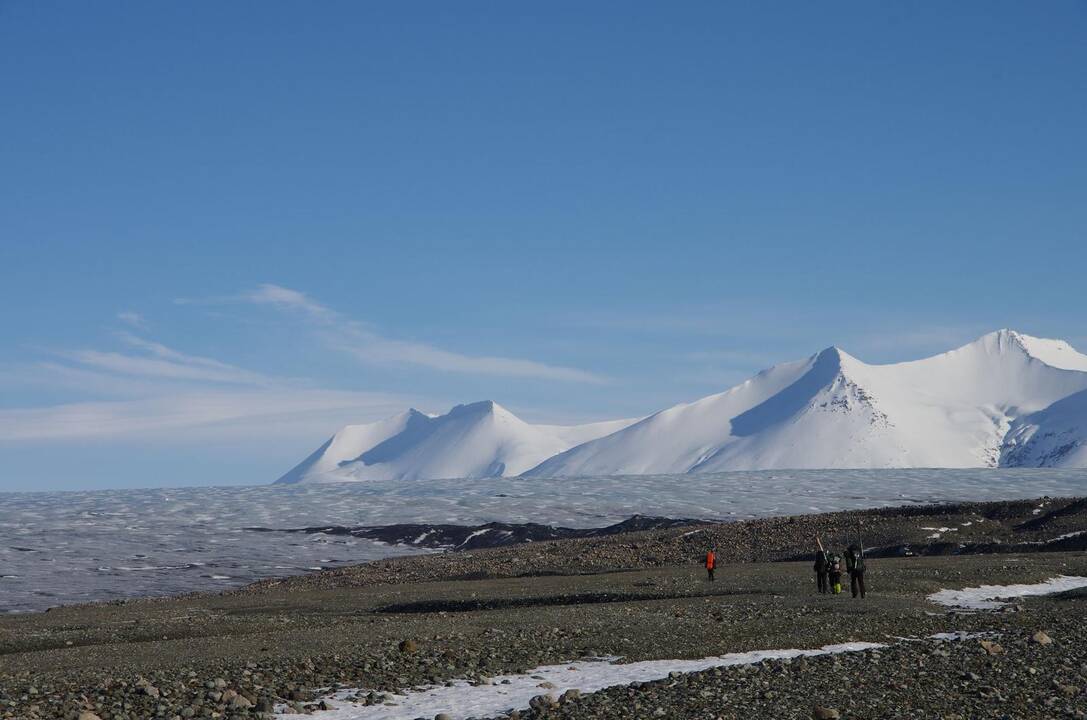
276 330 1087 484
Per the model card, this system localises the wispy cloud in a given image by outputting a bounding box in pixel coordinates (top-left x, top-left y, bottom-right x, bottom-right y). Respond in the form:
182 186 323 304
57 333 275 387
243 283 608 384
116 311 147 329
0 389 409 442
0 330 421 443
245 284 338 323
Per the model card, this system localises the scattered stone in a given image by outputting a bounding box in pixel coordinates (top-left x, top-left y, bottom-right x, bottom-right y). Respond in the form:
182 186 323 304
1032 631 1053 645
813 707 841 720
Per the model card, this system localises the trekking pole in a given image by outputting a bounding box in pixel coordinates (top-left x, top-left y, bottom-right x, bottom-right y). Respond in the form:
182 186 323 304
857 525 868 594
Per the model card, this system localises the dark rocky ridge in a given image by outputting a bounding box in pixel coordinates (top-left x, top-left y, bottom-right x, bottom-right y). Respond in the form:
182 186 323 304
241 495 1087 594
244 515 705 551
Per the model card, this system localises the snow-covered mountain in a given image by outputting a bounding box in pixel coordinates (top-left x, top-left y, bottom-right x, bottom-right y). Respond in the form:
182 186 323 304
276 409 433 484
1001 389 1087 468
276 401 637 484
528 330 1087 476
277 330 1087 484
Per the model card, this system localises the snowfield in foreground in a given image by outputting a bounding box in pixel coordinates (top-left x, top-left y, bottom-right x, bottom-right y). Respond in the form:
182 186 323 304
280 330 1087 484
278 643 886 720
927 575 1087 611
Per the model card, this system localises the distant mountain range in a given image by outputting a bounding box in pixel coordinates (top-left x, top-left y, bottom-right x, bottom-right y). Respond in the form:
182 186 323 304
276 330 1087 484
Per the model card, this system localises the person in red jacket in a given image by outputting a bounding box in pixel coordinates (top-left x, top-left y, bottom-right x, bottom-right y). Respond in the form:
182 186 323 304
705 549 716 582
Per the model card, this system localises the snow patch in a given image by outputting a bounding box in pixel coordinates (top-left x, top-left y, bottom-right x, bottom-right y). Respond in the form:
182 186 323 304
280 643 885 720
927 575 1087 611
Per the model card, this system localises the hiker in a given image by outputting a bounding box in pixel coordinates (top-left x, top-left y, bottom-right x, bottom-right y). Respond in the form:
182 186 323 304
813 544 830 594
705 549 716 582
827 551 843 594
845 543 866 598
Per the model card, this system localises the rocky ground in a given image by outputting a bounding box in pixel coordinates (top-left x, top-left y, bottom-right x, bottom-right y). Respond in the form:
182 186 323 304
1 496 1085 720
243 495 1087 593
511 610 1087 720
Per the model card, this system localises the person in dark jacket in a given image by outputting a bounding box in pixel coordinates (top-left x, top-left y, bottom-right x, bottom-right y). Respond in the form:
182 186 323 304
845 543 866 598
814 547 830 594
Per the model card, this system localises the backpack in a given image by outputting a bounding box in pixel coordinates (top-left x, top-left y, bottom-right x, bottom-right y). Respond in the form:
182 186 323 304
847 547 865 572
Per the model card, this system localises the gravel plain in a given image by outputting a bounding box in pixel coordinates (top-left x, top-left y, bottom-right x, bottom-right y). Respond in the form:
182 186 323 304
1 496 1085 720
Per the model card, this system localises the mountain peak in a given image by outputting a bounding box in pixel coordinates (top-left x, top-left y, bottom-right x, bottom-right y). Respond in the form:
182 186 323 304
448 400 506 418
963 330 1087 371
984 328 1024 348
813 345 862 373
815 345 848 361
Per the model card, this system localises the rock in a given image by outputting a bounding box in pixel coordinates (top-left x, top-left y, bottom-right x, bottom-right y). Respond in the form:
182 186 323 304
230 693 253 709
78 713 102 720
560 688 581 704
979 640 1004 655
1032 631 1053 645
813 707 841 720
399 639 419 654
529 693 555 710
435 714 453 720
1058 684 1081 698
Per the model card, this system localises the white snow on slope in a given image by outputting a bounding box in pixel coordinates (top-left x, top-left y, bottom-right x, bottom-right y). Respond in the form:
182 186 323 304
276 410 431 484
927 575 1087 611
528 330 1087 477
1016 335 1087 372
277 330 1087 484
280 643 885 720
1001 388 1087 468
277 402 636 484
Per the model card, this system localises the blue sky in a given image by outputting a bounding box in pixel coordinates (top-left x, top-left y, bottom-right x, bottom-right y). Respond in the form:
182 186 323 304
2 1 1085 491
